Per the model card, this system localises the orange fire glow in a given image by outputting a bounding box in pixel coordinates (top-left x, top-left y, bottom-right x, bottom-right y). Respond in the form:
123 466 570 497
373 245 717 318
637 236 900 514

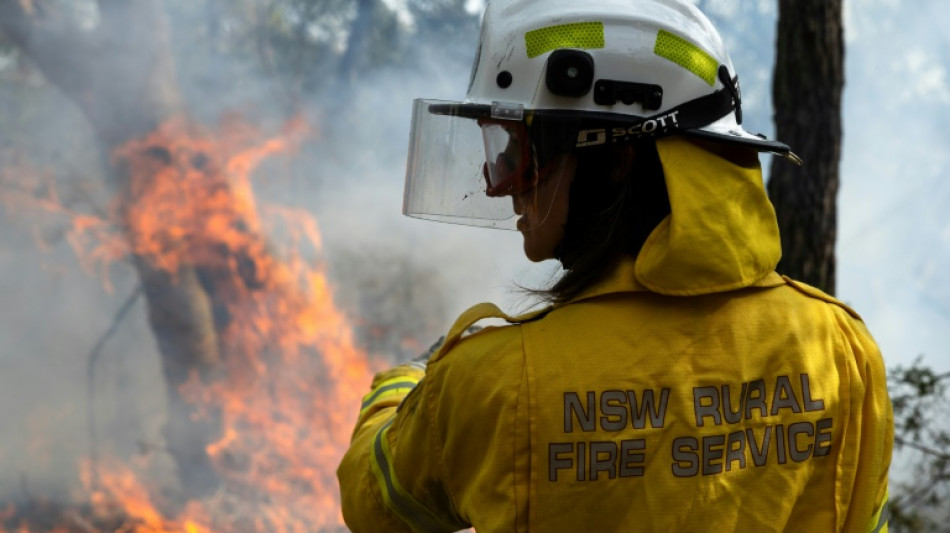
1 115 377 531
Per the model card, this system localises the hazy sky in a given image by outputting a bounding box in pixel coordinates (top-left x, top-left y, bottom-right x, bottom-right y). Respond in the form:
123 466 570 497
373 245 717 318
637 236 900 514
836 0 950 374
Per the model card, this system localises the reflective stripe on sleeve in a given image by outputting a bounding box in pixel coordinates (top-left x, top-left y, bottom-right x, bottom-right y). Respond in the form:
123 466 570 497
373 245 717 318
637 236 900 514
359 378 420 418
370 420 465 533
868 489 889 533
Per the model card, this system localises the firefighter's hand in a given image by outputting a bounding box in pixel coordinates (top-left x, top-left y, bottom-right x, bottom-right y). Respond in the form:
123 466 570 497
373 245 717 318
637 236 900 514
411 335 445 367
411 326 483 367
356 364 425 429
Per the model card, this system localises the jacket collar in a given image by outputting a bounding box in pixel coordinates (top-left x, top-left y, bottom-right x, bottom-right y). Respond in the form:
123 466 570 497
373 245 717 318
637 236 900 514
560 256 784 307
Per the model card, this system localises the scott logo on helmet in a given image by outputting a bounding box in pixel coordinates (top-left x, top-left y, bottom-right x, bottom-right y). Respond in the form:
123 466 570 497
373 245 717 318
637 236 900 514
575 110 682 148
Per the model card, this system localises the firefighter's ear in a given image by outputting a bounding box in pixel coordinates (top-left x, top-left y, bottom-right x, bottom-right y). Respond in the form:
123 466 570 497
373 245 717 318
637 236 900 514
609 144 637 183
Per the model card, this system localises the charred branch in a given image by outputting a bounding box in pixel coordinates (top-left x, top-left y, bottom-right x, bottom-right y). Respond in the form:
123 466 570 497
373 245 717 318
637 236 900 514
87 284 144 493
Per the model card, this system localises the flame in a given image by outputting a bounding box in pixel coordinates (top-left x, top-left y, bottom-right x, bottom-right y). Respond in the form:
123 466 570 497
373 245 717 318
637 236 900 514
2 115 377 531
79 459 214 533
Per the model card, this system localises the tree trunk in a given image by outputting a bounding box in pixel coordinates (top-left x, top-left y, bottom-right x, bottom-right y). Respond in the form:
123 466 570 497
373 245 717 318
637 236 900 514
767 0 844 295
0 0 221 503
337 0 377 87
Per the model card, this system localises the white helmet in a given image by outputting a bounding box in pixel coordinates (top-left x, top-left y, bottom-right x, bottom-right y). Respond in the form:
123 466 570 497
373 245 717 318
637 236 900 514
403 0 799 229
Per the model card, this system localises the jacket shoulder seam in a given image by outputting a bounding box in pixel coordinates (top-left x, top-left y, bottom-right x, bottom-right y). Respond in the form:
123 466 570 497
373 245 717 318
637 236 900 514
781 276 863 320
429 304 550 364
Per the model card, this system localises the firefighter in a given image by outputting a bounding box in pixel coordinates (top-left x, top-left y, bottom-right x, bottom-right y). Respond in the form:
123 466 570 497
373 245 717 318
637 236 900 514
337 0 893 531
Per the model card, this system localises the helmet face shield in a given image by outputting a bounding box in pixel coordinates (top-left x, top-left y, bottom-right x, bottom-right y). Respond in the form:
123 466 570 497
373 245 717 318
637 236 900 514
404 99 530 229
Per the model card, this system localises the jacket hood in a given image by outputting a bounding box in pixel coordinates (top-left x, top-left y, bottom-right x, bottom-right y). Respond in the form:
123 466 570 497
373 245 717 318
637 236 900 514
634 135 782 296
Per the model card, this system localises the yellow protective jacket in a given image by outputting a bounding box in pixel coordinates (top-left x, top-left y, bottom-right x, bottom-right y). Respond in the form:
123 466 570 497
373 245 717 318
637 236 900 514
337 137 893 532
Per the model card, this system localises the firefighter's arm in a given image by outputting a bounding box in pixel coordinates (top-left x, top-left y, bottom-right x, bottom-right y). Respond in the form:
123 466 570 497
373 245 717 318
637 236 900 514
337 364 470 533
863 334 893 533
839 313 894 533
351 364 426 437
858 320 893 533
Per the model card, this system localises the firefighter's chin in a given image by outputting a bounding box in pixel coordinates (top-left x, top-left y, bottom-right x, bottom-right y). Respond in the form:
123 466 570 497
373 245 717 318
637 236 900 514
518 215 564 262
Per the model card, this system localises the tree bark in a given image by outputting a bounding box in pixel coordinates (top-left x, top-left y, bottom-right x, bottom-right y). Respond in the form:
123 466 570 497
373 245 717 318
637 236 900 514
767 0 844 295
0 0 221 503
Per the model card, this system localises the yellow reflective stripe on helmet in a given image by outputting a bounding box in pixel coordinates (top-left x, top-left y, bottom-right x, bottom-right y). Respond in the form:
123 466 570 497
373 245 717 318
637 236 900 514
654 29 718 86
370 420 464 533
868 488 889 533
525 22 605 59
359 377 420 418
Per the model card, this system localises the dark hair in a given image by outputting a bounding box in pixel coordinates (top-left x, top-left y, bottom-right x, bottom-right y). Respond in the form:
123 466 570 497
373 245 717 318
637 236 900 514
542 139 671 303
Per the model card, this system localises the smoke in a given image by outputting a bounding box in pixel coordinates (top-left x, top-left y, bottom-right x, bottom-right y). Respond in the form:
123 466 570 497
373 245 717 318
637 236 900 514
0 0 552 511
0 57 150 503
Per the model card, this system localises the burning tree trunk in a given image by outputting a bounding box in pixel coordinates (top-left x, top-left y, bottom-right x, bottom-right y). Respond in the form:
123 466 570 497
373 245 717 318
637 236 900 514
1 0 224 502
3 0 379 528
